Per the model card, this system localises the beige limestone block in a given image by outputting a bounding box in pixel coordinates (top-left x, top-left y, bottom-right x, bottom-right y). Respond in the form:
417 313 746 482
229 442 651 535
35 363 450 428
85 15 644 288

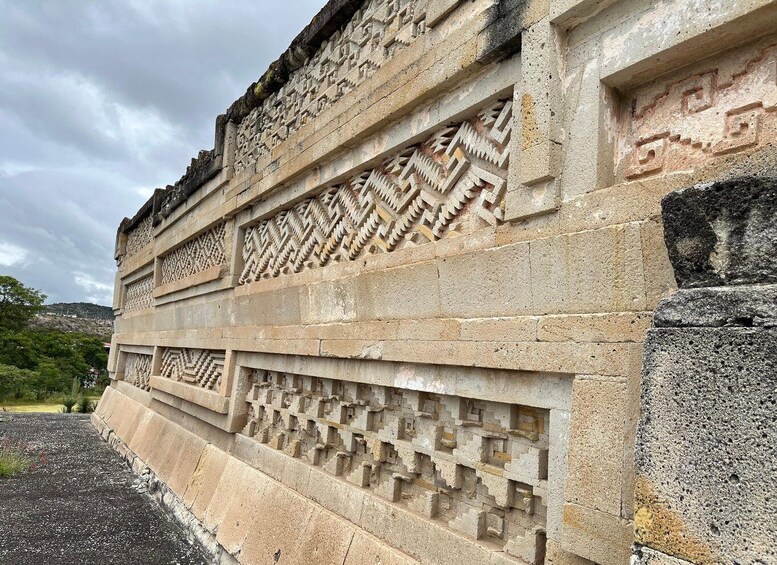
167 432 207 497
201 457 252 534
304 278 358 324
641 218 677 307
459 316 538 342
214 471 267 557
477 470 513 508
396 318 461 341
287 507 356 565
432 457 462 489
561 503 633 565
233 285 302 327
505 444 547 486
547 409 571 543
128 413 166 467
356 261 441 321
437 242 532 318
381 340 478 367
472 340 633 376
565 376 628 517
235 475 322 564
427 0 463 27
343 531 419 565
544 539 595 564
183 445 230 519
309 320 400 341
504 527 545 564
536 312 652 343
125 410 156 460
300 466 366 525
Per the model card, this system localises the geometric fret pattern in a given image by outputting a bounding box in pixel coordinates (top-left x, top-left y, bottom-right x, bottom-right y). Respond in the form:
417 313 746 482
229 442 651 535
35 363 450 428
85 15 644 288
160 222 227 285
242 369 549 562
234 0 428 175
119 215 153 266
239 99 511 283
622 42 777 180
160 348 225 391
124 353 152 392
124 274 154 313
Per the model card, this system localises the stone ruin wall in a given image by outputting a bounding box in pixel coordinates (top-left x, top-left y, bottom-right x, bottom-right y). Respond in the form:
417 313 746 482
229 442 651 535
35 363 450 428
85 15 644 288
96 1 777 563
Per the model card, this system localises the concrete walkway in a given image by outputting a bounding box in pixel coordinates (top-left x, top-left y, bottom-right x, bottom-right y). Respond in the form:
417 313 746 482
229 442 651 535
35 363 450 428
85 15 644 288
0 412 210 565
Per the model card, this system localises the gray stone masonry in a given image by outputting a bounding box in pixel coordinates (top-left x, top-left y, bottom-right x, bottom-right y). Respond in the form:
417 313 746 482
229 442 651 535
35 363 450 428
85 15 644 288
634 177 777 564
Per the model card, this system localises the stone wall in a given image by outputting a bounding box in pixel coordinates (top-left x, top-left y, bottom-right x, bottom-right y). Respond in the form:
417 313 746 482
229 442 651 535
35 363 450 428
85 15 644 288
99 1 777 563
634 177 777 564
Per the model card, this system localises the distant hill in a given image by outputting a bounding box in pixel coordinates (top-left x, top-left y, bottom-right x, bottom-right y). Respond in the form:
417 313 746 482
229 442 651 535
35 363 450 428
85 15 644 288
31 302 114 340
42 302 114 321
30 315 113 341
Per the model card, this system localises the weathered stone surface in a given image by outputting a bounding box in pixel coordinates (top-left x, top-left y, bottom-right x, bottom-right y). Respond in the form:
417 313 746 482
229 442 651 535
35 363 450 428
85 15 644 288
636 173 777 563
636 327 777 563
106 0 777 563
654 284 777 328
661 177 777 288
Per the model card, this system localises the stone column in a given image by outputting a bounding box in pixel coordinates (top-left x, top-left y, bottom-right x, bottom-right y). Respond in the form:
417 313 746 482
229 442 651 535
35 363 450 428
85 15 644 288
634 177 777 563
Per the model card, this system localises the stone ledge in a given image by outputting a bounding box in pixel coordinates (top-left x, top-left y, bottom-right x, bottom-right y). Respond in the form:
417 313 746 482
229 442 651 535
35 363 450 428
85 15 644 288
150 376 230 414
153 265 224 299
654 284 777 328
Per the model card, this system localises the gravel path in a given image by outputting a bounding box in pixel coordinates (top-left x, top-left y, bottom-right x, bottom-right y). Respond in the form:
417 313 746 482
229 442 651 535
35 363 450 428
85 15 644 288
0 412 211 565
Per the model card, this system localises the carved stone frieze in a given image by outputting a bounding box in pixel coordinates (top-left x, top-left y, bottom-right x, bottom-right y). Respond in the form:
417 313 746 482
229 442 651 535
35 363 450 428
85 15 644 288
239 99 511 283
119 215 153 266
241 368 549 561
160 348 225 391
124 353 153 391
620 43 777 180
233 0 428 175
124 274 154 313
160 222 227 285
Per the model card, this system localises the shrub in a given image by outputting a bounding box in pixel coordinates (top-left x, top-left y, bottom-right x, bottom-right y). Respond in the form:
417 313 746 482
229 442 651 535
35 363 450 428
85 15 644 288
62 378 80 413
76 395 94 414
0 442 35 477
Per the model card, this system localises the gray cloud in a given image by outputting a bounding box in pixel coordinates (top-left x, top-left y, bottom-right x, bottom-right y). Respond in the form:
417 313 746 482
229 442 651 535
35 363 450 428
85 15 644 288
0 0 325 305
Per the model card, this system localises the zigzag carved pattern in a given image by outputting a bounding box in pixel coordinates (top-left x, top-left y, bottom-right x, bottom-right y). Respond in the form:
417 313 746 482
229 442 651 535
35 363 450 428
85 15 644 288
234 0 427 175
239 99 511 284
160 222 227 285
124 274 154 313
160 348 225 391
124 353 152 392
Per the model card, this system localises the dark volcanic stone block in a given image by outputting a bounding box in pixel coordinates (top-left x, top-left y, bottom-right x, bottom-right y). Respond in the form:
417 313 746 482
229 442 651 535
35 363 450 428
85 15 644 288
635 327 777 563
661 176 777 288
653 284 777 328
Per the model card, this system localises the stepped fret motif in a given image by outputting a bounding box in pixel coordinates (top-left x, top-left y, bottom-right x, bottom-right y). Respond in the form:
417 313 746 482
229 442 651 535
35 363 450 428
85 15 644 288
124 274 154 313
239 99 511 283
124 353 152 391
622 42 777 179
160 348 225 391
118 216 153 266
160 222 227 285
234 0 428 174
242 369 549 561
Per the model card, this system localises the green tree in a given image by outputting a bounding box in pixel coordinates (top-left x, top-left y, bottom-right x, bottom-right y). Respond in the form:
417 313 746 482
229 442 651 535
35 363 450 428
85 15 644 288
0 276 46 331
0 331 40 370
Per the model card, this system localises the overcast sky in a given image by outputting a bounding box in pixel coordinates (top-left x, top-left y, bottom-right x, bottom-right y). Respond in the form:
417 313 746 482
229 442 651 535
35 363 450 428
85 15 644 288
0 0 325 306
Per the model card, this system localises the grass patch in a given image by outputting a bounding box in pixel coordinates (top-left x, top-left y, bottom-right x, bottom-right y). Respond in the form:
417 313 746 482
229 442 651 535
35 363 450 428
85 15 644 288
1 403 62 413
0 444 35 477
1 395 101 413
